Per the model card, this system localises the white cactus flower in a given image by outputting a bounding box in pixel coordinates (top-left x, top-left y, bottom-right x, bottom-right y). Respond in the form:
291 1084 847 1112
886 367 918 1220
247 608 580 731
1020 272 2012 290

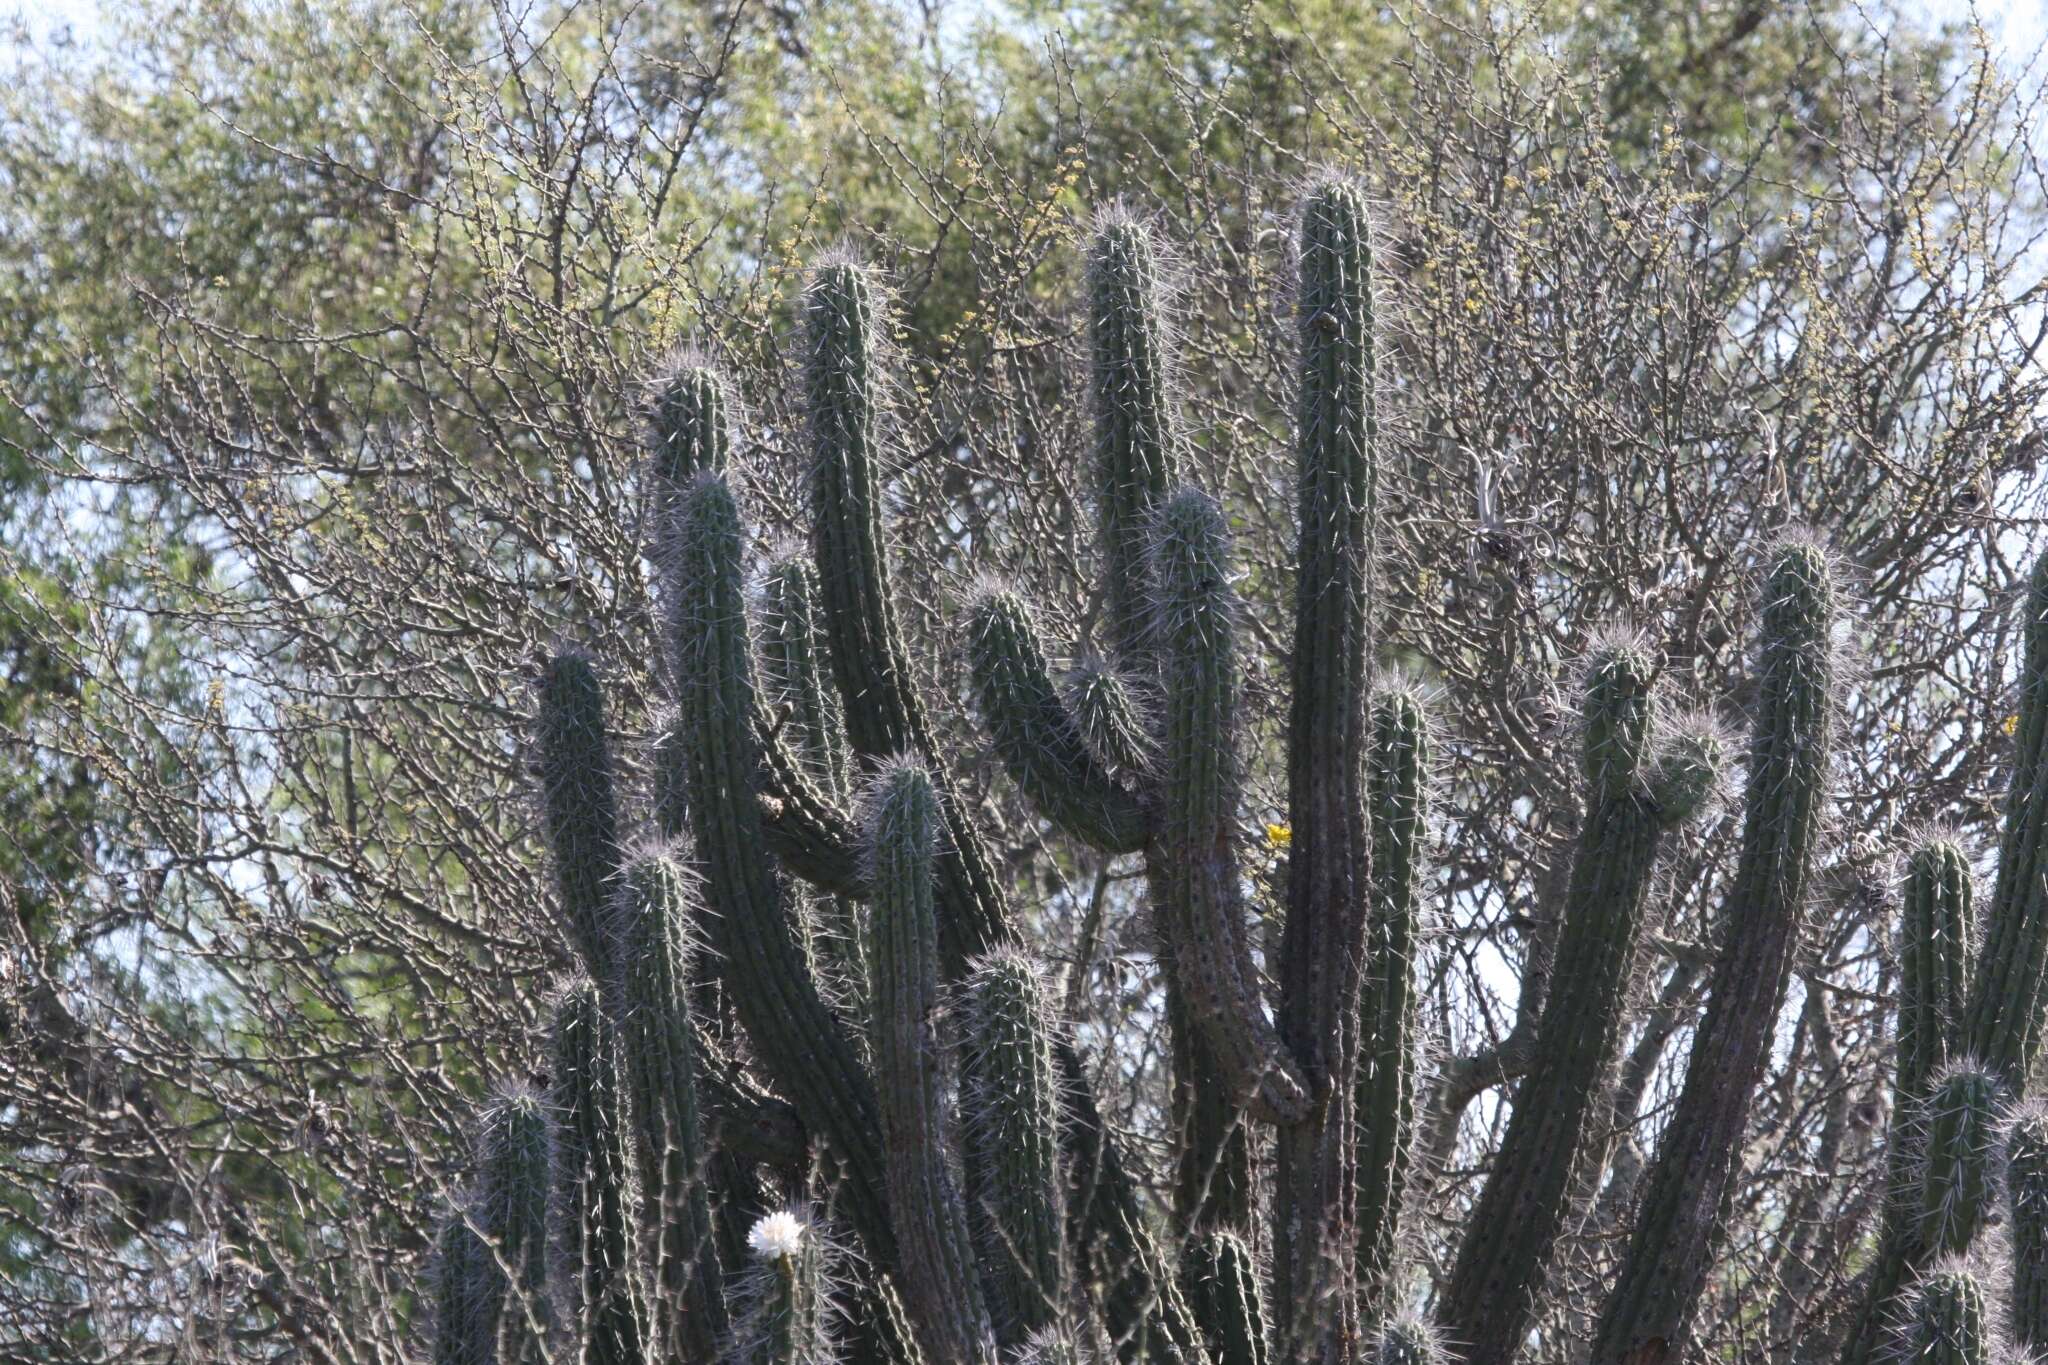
747 1209 807 1261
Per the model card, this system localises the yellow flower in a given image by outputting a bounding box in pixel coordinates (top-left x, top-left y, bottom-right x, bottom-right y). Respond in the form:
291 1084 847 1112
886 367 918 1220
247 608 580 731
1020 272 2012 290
2005 714 2020 737
1265 822 1293 850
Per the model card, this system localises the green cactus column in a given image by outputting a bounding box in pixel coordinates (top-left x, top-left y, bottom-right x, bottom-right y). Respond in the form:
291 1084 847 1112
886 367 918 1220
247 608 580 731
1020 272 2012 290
2009 1101 2048 1347
538 652 623 993
1897 1263 1990 1365
1372 1319 1446 1365
550 981 649 1365
1355 686 1429 1314
478 1084 552 1365
1181 1230 1270 1365
1440 649 1722 1361
1591 536 1838 1365
961 947 1068 1345
736 1210 833 1365
1915 1064 2001 1257
864 760 999 1364
614 847 725 1361
664 470 895 1264
1966 553 2048 1089
430 1208 497 1365
651 359 731 483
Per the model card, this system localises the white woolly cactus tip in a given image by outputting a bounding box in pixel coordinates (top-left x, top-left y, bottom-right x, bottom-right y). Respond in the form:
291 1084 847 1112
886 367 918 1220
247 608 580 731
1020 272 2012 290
747 1210 807 1261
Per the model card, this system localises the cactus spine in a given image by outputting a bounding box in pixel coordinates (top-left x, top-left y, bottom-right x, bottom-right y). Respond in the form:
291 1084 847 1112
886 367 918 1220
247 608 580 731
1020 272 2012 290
961 948 1068 1344
538 653 623 993
479 1084 552 1364
1916 1064 2001 1258
1591 536 1838 1365
1897 1264 1990 1365
1180 1230 1270 1365
2009 1102 2048 1347
1371 1319 1445 1365
550 981 648 1365
1441 644 1723 1361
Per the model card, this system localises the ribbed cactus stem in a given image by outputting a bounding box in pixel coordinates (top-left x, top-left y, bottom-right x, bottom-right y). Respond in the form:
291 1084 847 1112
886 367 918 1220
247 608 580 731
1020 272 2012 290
1273 177 1379 1354
1087 209 1182 660
1356 686 1428 1310
538 651 622 992
1916 1064 2001 1257
550 981 648 1365
1372 1318 1447 1365
2008 1102 2048 1347
651 359 731 484
664 470 894 1263
962 947 1068 1344
739 1211 832 1365
1067 659 1153 781
1150 485 1309 1125
613 846 725 1360
864 760 998 1363
1180 1230 1269 1365
1897 1263 1989 1365
1592 536 1837 1365
966 587 1146 853
477 1084 551 1365
1966 553 2048 1089
430 1208 497 1365
1442 650 1724 1361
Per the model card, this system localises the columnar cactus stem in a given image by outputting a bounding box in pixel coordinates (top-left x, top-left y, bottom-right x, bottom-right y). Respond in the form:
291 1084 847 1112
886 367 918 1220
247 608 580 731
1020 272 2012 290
1916 1064 2001 1257
1591 536 1838 1365
430 1209 497 1365
737 1210 833 1365
538 652 623 992
550 981 649 1365
1966 554 2048 1089
1896 1263 1990 1365
863 760 999 1364
761 556 851 805
1181 1230 1270 1365
1441 654 1725 1360
1371 1319 1446 1365
1356 686 1429 1313
1067 659 1153 781
2007 1101 2048 1347
1272 177 1380 1360
1150 486 1310 1126
961 947 1068 1344
478 1084 552 1365
651 359 731 484
613 847 725 1360
664 470 895 1264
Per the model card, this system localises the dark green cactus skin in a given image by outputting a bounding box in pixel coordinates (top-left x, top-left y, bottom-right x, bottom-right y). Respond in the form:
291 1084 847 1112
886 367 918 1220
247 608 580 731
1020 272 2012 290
961 947 1068 1344
2008 1103 2048 1347
1591 539 1837 1365
538 653 623 993
1088 210 1181 662
651 361 731 484
1272 180 1378 1360
431 1210 498 1365
1966 554 2048 1089
1371 1318 1445 1365
1915 1066 2000 1257
1355 688 1427 1314
663 470 895 1265
1150 486 1310 1125
1440 651 1723 1362
761 556 851 805
614 849 725 1360
1067 659 1152 781
1181 1230 1269 1365
864 761 998 1364
1840 841 1979 1365
550 982 649 1365
478 1085 552 1365
966 589 1146 854
1896 1265 1989 1365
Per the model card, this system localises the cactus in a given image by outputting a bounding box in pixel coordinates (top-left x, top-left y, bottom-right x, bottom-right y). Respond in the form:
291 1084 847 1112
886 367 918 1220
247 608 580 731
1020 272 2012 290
1896 1263 1990 1365
1591 535 1838 1365
863 759 998 1364
538 652 623 993
614 846 725 1359
1916 1064 2001 1258
1180 1230 1269 1365
550 980 649 1365
1440 644 1723 1361
478 1084 552 1365
1355 686 1430 1313
735 1210 834 1365
1371 1318 1446 1365
2008 1101 2048 1347
430 1208 498 1365
960 947 1068 1344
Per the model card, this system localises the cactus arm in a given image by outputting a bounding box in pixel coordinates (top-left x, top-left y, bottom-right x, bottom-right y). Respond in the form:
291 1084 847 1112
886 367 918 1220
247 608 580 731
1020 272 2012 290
1150 485 1311 1125
549 982 650 1365
735 1211 833 1365
762 555 852 803
1439 650 1722 1363
651 360 731 484
966 587 1147 853
1355 687 1430 1312
430 1209 500 1365
1590 538 1838 1365
1181 1230 1270 1365
1965 553 2048 1088
751 709 872 898
2009 1103 2048 1348
1914 1065 2001 1258
665 470 896 1264
1897 1264 1990 1365
1087 210 1182 661
614 849 726 1360
477 1085 552 1365
538 652 623 992
961 948 1069 1345
864 761 999 1364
